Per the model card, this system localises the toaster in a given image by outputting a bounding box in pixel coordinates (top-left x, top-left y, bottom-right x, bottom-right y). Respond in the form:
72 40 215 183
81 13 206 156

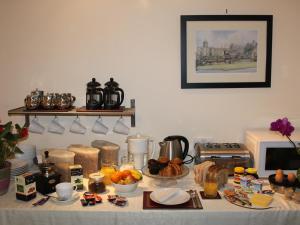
194 143 253 175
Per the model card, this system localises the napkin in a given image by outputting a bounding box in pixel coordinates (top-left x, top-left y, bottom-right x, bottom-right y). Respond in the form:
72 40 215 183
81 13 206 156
154 188 181 203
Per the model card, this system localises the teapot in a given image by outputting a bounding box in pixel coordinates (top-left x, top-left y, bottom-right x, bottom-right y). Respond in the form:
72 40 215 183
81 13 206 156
24 89 44 110
103 78 124 109
159 135 191 163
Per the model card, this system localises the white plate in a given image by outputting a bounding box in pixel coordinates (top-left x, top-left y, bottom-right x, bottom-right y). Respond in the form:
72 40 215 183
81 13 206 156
150 188 190 205
49 193 80 205
224 194 274 210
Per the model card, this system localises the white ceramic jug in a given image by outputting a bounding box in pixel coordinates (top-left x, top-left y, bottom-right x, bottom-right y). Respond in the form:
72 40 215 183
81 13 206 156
126 133 154 170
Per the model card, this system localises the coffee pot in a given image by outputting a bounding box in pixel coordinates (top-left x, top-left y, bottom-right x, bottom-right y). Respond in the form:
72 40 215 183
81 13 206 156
103 78 124 109
36 151 61 194
86 78 104 110
159 135 192 163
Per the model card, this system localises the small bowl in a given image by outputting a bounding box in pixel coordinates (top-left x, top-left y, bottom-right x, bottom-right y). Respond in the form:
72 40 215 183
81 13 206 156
268 174 300 194
112 181 138 193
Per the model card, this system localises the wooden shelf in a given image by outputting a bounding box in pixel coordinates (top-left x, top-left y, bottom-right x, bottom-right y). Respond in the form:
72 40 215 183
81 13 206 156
8 99 136 127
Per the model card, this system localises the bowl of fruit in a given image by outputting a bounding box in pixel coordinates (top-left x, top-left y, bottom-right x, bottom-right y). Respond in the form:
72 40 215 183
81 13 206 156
111 169 143 193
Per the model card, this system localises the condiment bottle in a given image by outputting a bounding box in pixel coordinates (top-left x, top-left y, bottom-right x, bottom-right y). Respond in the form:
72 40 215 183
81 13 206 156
88 173 106 193
204 166 218 198
245 168 259 179
234 167 245 184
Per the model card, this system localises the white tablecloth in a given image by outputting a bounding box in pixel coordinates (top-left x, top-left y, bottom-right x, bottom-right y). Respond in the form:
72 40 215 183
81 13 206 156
0 171 300 225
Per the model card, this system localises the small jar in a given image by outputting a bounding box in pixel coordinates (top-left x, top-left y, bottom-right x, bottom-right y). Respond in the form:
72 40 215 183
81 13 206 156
245 168 259 179
234 167 245 184
88 172 106 193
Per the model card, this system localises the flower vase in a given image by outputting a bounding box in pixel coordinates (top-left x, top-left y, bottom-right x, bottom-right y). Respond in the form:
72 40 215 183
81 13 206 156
0 161 11 195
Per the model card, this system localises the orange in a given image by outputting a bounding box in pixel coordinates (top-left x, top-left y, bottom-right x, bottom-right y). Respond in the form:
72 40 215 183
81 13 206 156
111 171 122 183
121 170 131 179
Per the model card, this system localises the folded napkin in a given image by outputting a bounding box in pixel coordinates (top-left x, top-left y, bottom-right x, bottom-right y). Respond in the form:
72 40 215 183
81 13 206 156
154 188 181 203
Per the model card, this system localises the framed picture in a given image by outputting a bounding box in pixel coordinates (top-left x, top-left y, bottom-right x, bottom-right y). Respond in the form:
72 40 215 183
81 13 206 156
181 15 273 89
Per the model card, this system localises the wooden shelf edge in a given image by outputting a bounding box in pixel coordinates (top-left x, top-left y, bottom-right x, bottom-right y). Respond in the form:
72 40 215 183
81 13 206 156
8 106 135 117
8 99 136 127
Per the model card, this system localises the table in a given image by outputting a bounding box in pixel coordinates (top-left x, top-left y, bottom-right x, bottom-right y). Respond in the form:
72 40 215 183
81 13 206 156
0 171 300 225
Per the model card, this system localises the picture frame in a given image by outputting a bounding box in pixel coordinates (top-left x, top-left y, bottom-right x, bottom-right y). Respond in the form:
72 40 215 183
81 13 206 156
181 15 273 89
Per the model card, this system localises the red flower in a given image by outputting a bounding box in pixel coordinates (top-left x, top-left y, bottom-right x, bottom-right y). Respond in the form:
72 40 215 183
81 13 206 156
20 128 29 138
0 126 3 133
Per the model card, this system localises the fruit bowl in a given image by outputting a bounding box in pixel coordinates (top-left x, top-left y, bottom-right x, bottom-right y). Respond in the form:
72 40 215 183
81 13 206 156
112 181 139 193
110 169 142 193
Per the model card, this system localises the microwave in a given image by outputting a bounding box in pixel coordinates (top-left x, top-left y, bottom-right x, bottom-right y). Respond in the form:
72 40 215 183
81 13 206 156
245 129 300 178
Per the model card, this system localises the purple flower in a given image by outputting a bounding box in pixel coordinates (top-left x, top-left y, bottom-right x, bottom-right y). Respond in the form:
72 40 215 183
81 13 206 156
270 117 295 136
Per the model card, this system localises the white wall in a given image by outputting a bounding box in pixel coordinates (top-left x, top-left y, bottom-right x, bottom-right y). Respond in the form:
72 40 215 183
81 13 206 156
1 0 300 155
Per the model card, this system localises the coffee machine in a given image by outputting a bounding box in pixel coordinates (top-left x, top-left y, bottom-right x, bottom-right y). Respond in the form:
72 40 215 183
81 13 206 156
127 134 154 170
36 151 61 195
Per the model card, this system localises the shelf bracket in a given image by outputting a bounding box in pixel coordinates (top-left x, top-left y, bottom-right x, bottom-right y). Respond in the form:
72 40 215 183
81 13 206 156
24 114 30 127
130 99 136 127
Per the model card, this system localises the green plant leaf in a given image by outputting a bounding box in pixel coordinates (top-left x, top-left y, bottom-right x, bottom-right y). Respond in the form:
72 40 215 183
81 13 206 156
0 122 12 139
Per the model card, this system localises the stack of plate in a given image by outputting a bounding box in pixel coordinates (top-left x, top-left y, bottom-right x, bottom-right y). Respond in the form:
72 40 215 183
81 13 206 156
15 144 36 168
8 158 29 180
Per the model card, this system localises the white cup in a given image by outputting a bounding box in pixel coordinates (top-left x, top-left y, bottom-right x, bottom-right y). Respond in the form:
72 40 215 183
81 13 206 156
55 182 77 201
48 117 65 134
92 117 109 134
70 117 87 134
113 118 130 135
29 117 45 134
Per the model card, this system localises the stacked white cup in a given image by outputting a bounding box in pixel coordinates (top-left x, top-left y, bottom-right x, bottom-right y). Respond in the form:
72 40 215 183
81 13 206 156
15 144 36 168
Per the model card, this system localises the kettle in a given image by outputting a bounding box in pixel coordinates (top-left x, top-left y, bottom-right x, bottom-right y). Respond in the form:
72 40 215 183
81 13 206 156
159 135 192 163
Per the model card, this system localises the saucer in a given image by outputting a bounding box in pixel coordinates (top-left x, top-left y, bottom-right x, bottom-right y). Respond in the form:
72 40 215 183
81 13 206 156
50 193 80 205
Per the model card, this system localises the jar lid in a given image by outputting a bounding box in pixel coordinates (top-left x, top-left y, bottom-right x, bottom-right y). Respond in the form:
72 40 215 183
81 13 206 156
246 168 257 174
234 167 245 173
89 172 105 181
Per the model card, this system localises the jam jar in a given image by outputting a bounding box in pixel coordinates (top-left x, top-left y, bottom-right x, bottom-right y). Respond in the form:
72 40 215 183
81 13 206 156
88 173 106 193
245 168 259 179
234 167 245 184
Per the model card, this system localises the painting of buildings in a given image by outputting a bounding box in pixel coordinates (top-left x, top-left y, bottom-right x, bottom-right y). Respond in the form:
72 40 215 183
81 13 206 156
196 30 258 73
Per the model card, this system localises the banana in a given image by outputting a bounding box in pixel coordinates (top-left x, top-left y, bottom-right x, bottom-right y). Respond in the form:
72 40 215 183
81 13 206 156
130 169 143 180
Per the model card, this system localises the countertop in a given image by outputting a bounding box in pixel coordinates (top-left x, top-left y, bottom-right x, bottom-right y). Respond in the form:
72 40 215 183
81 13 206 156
0 169 300 225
